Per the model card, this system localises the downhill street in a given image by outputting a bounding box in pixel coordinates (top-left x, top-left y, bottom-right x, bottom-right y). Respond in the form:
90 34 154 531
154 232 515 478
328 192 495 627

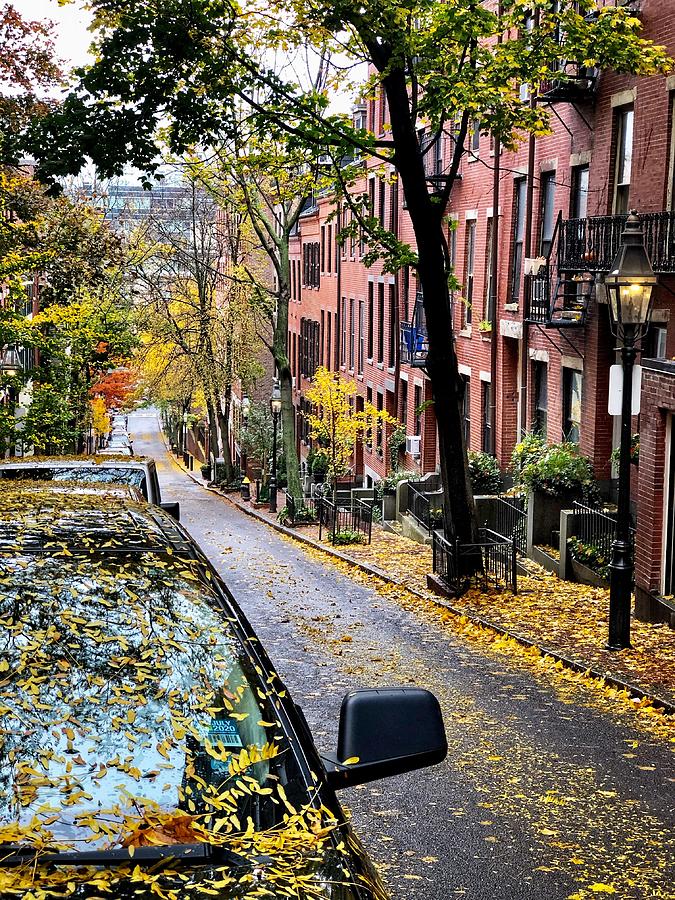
130 410 674 900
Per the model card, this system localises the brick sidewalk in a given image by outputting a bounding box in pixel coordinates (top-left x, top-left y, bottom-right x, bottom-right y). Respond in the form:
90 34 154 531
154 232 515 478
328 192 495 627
232 495 675 712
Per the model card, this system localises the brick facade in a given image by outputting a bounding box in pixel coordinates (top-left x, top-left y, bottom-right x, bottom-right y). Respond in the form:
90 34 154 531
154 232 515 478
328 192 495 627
284 2 675 613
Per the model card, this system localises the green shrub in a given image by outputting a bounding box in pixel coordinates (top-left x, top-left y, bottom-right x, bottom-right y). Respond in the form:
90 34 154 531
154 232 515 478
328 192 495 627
568 536 610 580
311 450 329 476
510 432 546 479
468 451 502 494
610 433 640 467
330 529 367 545
375 469 418 499
519 442 598 502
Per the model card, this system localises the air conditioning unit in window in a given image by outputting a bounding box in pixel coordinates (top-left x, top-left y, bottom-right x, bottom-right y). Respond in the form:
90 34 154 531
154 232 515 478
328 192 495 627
405 435 421 457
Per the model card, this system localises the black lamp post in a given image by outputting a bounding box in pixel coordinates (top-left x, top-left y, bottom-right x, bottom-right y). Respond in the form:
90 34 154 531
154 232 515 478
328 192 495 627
604 210 657 650
269 380 282 513
240 396 251 482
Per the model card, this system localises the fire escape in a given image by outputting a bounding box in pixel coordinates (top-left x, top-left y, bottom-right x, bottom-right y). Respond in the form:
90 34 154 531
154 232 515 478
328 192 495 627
400 291 429 368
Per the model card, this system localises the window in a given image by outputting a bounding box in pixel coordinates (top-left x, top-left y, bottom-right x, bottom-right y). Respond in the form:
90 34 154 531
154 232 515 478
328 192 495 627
402 266 410 321
327 312 332 370
327 225 332 273
390 178 399 234
388 284 397 368
532 361 548 436
379 88 388 133
645 324 667 359
320 311 325 367
320 226 326 273
349 211 356 258
300 319 321 379
340 297 347 366
510 179 527 303
463 221 476 326
379 177 386 225
366 387 373 449
302 242 320 288
292 332 297 382
563 368 582 443
613 108 634 215
358 300 365 375
399 378 408 430
349 298 355 370
570 164 589 219
448 223 457 271
484 217 495 321
481 381 492 452
376 390 384 454
367 283 374 360
471 120 480 154
539 171 556 257
462 376 471 447
377 283 385 363
414 384 422 436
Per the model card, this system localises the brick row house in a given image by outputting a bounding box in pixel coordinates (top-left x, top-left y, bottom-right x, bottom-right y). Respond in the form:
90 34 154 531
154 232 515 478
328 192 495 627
284 0 675 622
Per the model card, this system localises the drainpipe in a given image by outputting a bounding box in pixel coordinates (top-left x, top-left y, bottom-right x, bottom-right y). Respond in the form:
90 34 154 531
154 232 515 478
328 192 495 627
519 9 540 437
489 133 500 457
489 3 502 457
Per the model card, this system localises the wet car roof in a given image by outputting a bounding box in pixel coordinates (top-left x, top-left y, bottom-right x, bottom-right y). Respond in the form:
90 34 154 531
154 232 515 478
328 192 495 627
0 481 187 556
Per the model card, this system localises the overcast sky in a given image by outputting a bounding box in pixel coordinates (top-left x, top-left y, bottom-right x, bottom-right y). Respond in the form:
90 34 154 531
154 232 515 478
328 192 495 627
14 0 93 71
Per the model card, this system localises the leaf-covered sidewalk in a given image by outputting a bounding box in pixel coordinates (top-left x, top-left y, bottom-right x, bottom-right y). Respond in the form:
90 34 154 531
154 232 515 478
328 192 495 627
238 501 675 711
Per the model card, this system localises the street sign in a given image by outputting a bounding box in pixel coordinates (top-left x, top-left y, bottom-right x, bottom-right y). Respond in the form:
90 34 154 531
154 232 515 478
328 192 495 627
608 363 642 416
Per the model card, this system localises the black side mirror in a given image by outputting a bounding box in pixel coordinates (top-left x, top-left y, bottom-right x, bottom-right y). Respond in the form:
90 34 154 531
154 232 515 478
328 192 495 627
323 687 447 789
160 501 180 521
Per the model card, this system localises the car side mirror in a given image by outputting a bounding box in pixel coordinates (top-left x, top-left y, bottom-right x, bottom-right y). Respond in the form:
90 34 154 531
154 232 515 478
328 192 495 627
160 501 180 521
323 687 447 789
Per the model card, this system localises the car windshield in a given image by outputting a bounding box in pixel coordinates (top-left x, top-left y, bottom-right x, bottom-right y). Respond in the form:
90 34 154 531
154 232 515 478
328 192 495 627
0 552 307 853
0 467 148 498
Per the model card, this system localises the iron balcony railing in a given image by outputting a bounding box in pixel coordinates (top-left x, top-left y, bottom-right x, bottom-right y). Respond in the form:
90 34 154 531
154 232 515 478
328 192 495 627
400 291 428 368
559 211 675 274
539 62 598 104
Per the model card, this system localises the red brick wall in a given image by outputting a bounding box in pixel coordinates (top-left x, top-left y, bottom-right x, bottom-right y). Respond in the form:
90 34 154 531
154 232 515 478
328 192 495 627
635 363 675 599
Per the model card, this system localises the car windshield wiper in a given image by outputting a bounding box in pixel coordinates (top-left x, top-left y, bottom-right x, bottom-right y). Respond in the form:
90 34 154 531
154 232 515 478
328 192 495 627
0 842 252 869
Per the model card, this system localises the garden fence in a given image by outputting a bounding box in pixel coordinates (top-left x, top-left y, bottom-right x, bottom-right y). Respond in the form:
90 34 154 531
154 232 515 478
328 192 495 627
432 528 517 594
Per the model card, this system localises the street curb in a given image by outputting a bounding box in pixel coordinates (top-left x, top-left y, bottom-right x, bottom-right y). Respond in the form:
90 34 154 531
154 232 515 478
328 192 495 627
159 427 674 717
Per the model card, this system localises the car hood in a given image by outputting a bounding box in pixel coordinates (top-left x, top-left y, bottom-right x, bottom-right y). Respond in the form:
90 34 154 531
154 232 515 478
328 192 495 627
0 838 387 899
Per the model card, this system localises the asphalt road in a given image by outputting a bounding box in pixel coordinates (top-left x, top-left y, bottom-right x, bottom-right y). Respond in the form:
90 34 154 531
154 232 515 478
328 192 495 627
130 410 674 900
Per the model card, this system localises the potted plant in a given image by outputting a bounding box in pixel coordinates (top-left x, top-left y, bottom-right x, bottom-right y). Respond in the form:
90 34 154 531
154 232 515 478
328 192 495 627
478 319 492 334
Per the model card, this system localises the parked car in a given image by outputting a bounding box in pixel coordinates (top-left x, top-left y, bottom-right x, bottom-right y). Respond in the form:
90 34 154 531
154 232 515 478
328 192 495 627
0 455 180 519
0 481 447 898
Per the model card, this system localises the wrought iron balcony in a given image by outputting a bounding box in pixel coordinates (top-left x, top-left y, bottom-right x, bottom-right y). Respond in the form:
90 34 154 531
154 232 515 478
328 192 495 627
539 62 598 104
559 211 675 274
400 291 428 368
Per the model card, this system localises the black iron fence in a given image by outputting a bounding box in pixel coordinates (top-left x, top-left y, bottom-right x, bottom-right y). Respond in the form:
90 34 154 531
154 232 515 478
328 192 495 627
570 501 635 557
433 528 517 595
494 495 527 556
283 492 318 526
317 497 373 544
406 482 431 532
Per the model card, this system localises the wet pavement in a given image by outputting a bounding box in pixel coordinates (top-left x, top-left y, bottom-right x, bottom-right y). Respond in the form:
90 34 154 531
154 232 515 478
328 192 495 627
130 410 674 900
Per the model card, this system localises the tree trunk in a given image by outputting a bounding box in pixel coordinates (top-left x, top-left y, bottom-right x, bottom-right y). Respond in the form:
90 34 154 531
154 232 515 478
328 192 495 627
274 277 302 500
384 69 479 550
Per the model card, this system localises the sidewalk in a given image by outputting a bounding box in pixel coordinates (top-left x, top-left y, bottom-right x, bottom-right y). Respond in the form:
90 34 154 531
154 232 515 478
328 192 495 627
230 496 675 713
168 449 675 714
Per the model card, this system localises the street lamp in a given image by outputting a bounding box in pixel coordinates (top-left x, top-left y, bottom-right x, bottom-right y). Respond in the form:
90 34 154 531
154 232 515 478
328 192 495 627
604 210 657 650
269 380 282 514
182 410 189 464
0 347 21 378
